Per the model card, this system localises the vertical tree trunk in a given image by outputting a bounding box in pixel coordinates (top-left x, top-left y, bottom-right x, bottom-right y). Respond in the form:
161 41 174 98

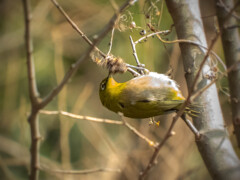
166 0 240 179
216 0 240 148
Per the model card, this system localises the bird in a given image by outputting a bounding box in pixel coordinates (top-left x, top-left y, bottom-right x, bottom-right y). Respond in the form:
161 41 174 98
99 72 186 119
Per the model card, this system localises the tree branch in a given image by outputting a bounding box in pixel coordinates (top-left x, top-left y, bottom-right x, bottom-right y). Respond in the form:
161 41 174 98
216 0 240 148
217 0 240 21
40 0 137 108
166 0 240 179
50 0 106 58
22 0 41 179
22 1 138 179
22 0 40 107
40 110 123 125
40 110 157 147
40 164 121 175
139 118 176 179
129 35 144 74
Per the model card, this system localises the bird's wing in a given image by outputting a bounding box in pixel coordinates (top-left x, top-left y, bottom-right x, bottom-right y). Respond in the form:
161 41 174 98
122 75 182 99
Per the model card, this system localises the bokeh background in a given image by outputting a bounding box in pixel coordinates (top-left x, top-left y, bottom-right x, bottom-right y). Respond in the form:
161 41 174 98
0 0 238 179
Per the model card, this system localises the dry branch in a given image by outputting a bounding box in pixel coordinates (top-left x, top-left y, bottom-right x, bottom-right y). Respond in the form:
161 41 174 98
40 165 121 175
22 0 138 179
22 0 41 179
139 118 176 180
40 110 123 125
40 110 157 147
48 0 140 78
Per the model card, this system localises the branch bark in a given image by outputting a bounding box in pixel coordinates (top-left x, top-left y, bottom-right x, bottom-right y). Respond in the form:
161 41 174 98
216 0 240 148
166 0 240 179
40 0 136 109
22 0 41 179
22 0 136 179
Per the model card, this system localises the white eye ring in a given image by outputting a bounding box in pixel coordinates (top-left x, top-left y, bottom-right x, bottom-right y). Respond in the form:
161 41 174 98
101 83 106 90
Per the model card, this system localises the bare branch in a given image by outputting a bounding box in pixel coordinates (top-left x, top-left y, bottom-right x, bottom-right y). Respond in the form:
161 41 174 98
39 52 88 108
166 0 240 179
216 0 240 147
107 27 115 55
126 67 141 77
96 0 138 41
50 0 106 58
146 23 226 71
217 0 240 21
138 25 220 180
129 35 144 74
40 110 123 125
22 0 41 179
40 110 157 147
22 0 40 106
139 118 176 179
40 0 137 108
122 118 157 147
181 114 200 137
40 164 121 175
138 22 222 180
191 60 240 102
188 32 220 97
134 30 170 44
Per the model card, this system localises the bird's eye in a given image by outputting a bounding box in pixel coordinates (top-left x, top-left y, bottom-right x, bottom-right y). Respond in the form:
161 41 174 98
100 82 106 90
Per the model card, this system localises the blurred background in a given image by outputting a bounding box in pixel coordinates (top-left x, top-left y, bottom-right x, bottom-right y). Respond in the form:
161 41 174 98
0 0 238 179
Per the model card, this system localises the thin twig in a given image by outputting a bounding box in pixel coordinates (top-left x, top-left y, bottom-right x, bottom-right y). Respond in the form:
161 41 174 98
50 0 140 78
22 1 138 179
126 63 149 76
126 64 146 70
139 98 198 179
139 118 176 180
191 60 240 102
122 118 157 147
107 27 115 55
135 30 170 44
157 0 164 28
41 0 137 108
40 110 123 125
40 165 121 175
146 23 226 71
40 51 89 108
127 67 141 77
189 32 220 96
129 35 144 74
40 110 157 147
225 24 240 29
147 23 221 96
170 33 220 133
181 114 200 138
95 0 138 43
50 0 106 58
168 31 220 134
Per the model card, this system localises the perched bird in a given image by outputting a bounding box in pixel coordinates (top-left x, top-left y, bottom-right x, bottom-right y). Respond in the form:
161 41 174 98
99 72 186 119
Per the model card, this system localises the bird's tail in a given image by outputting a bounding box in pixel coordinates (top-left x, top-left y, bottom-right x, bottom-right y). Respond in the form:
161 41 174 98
185 103 201 117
